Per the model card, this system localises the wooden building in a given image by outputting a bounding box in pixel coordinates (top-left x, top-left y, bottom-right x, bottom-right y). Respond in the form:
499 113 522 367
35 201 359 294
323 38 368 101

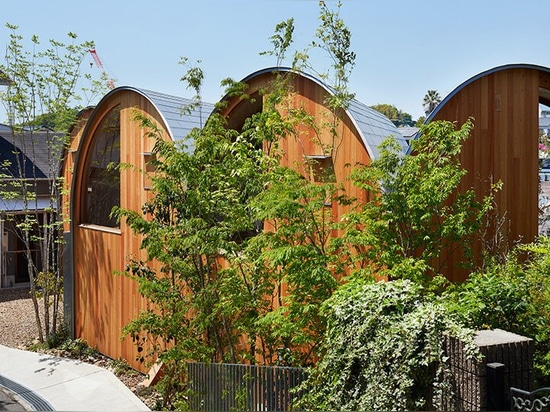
63 69 403 370
219 67 405 229
422 63 549 281
63 87 213 371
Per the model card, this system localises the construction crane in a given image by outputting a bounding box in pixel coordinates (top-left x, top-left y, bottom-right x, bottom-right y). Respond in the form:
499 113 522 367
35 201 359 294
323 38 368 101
89 49 116 90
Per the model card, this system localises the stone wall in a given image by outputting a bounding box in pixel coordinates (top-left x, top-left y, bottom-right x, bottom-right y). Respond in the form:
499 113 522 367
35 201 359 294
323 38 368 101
444 329 534 411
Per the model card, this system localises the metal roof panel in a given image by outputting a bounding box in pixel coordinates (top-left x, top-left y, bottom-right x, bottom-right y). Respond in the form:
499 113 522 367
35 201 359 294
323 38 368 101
238 67 405 160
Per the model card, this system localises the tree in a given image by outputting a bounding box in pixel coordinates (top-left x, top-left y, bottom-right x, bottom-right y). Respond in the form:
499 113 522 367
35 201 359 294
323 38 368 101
117 2 356 407
371 103 414 127
0 24 108 343
423 89 441 115
118 110 273 406
117 2 501 409
340 119 499 283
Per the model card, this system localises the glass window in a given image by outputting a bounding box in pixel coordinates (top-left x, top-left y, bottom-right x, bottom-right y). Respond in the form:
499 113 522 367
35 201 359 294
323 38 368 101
82 106 120 227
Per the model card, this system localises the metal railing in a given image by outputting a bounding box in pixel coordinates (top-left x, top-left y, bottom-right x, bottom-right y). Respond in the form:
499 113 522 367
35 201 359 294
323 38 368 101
510 387 550 412
187 362 308 411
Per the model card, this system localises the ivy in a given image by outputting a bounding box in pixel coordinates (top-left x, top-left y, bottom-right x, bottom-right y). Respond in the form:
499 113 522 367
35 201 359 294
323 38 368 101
299 279 476 411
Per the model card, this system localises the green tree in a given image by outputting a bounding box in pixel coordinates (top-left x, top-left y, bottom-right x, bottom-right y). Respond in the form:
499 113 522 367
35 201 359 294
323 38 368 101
117 2 356 407
242 0 354 366
117 2 502 409
117 110 271 406
247 165 344 365
371 103 414 127
340 119 498 282
0 24 108 343
423 89 441 115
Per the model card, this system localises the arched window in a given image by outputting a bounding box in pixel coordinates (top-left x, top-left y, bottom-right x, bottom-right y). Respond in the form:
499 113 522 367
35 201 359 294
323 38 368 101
82 106 120 227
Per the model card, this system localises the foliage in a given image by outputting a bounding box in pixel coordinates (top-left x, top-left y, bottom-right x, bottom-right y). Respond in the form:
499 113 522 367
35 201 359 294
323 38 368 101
310 0 356 109
115 2 360 408
116 111 272 406
341 118 498 283
298 279 477 411
117 2 506 410
371 103 415 127
247 166 344 365
0 24 108 343
423 89 441 115
442 237 550 386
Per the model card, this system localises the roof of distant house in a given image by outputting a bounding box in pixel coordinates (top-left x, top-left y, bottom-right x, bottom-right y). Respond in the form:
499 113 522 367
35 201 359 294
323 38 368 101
0 125 62 179
398 126 420 141
0 70 12 86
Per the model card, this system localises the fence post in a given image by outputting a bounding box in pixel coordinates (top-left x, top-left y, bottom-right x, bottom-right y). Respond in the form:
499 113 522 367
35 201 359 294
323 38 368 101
487 362 506 411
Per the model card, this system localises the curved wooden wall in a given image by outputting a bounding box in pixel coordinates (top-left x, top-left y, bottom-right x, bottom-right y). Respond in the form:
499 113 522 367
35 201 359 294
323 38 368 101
221 71 374 221
68 90 166 372
430 67 540 281
63 66 544 369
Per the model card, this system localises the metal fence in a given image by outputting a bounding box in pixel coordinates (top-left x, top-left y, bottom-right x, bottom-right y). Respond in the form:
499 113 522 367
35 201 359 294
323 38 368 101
187 362 308 411
510 387 550 411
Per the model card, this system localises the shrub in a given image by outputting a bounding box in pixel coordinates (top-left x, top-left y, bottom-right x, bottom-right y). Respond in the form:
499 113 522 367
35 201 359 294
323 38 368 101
442 237 550 386
299 279 476 411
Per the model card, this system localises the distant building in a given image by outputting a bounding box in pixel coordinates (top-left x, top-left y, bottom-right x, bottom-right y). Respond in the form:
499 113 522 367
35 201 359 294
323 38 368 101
0 124 61 288
397 126 419 145
540 109 550 137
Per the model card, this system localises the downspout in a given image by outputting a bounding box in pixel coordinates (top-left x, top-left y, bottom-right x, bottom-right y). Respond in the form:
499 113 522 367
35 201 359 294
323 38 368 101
0 216 4 288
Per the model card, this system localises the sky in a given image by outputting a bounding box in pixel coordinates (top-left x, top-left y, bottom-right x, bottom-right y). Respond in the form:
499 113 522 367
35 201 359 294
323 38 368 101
1 0 549 122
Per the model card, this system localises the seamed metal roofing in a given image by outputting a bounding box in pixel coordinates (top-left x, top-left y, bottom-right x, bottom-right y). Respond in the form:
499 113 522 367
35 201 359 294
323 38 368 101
238 67 407 159
346 97 408 159
97 86 215 144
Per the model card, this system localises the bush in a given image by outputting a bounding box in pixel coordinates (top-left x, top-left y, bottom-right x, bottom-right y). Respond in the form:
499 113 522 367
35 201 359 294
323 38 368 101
298 279 476 411
442 237 550 386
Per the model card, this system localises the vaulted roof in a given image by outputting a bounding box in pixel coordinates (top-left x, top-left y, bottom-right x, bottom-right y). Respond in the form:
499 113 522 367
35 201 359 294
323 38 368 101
237 68 406 159
428 63 550 120
95 87 215 143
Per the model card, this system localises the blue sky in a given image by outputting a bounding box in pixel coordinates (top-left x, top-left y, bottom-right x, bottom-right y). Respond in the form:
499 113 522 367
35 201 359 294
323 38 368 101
1 0 549 121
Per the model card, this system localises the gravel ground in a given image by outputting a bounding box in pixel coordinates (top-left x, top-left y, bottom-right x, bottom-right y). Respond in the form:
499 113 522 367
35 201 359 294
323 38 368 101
0 288 41 349
0 287 160 410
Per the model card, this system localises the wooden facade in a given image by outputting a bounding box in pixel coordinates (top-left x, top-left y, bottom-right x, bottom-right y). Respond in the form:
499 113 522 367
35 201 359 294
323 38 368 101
425 64 547 281
63 88 212 371
220 68 404 226
63 70 401 369
63 64 548 368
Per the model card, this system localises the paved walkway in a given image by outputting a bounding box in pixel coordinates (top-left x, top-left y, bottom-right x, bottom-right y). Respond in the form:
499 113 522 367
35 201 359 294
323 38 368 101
0 345 149 411
0 386 26 411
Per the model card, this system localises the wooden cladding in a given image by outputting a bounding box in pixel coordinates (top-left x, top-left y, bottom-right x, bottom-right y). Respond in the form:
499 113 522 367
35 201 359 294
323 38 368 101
432 67 540 281
63 66 548 370
68 91 165 372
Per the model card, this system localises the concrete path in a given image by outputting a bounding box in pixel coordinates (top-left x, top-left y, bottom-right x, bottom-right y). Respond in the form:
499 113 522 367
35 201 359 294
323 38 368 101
0 345 149 411
0 386 26 411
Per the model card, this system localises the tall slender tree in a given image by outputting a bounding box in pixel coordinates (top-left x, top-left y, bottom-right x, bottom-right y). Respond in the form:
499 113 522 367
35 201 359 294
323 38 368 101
423 89 441 115
0 24 108 343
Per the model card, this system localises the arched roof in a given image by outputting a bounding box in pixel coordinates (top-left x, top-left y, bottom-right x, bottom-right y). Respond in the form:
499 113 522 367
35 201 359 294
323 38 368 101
428 63 550 121
91 86 215 142
237 67 406 159
408 63 550 154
